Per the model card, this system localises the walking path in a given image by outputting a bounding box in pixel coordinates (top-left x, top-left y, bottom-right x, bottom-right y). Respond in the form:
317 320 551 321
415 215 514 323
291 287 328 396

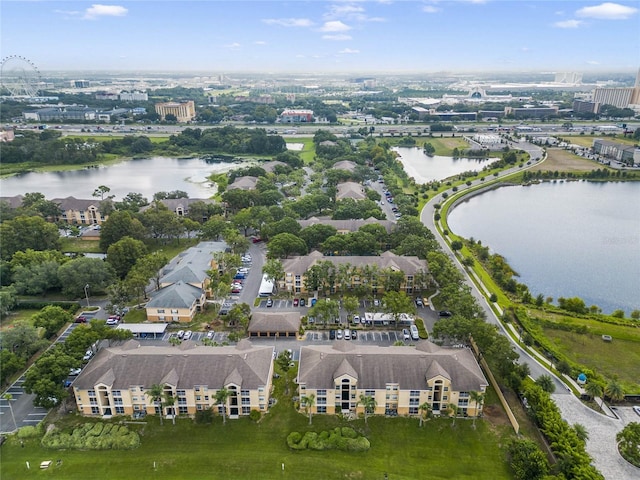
419 144 639 479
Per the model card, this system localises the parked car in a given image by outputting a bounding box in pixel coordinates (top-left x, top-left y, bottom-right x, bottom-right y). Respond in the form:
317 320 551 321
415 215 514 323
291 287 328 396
206 331 215 339
373 299 380 307
69 367 82 376
336 329 343 340
266 298 274 307
344 329 351 340
351 330 357 339
410 325 420 341
183 330 192 340
82 350 93 361
329 329 336 340
352 314 360 324
402 329 411 341
423 297 429 306
415 298 423 307
106 316 119 325
310 298 317 306
177 330 185 339
438 310 453 317
75 315 87 323
299 298 305 307
251 237 262 243
293 298 299 307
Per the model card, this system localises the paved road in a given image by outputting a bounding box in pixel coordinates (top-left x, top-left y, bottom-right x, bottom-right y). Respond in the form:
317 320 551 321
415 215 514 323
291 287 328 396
419 143 639 479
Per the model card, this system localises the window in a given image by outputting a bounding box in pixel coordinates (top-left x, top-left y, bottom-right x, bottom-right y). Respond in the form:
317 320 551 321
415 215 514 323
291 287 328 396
444 387 449 391
91 406 99 415
242 406 250 415
171 309 178 314
365 390 375 397
409 407 418 415
409 398 419 406
159 316 165 321
458 399 469 407
115 406 125 414
442 396 448 401
114 398 123 406
157 309 165 314
179 406 188 414
196 395 201 401
241 390 249 397
88 390 96 398
317 406 327 413
242 398 250 406
112 390 122 397
410 390 420 397
459 391 469 398
317 389 327 396
177 390 186 397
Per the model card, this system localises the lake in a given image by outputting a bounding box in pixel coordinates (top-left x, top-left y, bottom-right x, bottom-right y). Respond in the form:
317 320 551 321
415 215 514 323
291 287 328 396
393 146 491 183
0 157 241 200
447 181 640 314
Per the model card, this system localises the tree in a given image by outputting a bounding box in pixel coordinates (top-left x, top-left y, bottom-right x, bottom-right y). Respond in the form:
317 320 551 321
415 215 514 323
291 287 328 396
382 291 416 329
616 422 640 468
106 236 148 279
2 393 17 431
469 391 485 428
12 260 62 296
0 215 60 259
267 232 307 259
418 402 431 427
604 379 624 403
276 349 293 372
585 381 603 406
507 438 550 480
342 296 360 322
57 257 116 297
31 305 73 339
146 383 164 425
423 142 435 156
215 387 230 425
99 210 146 251
129 252 169 293
92 185 111 201
0 286 17 317
262 258 284 287
358 394 377 425
535 374 555 394
163 392 176 425
301 393 316 425
448 403 458 426
141 202 185 244
573 423 589 442
23 345 76 408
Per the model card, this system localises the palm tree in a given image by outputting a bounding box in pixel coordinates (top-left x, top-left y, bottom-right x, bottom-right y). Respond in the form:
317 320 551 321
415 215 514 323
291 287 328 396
448 403 458 427
301 394 316 425
535 374 556 394
146 384 164 426
358 394 377 425
573 423 589 443
418 402 431 427
585 382 603 407
2 393 17 431
604 379 625 404
469 391 485 428
163 392 176 425
215 387 230 424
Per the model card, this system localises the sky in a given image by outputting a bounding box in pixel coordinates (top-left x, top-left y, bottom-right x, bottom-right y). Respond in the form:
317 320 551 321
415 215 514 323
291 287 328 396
1 0 639 74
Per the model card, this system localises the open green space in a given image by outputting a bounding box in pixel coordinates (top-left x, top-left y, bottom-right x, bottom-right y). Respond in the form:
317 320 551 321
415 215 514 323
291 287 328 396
561 134 638 148
287 137 315 164
418 137 470 156
60 238 103 254
0 370 514 480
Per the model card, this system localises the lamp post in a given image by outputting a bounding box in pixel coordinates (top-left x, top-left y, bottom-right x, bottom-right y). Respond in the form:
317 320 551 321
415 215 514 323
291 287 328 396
84 284 90 308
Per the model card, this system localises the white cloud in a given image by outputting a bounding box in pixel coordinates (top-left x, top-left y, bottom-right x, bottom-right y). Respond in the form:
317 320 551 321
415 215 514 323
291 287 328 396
325 4 364 18
423 6 441 13
322 34 352 41
338 48 360 54
54 9 81 16
320 21 351 32
225 42 241 49
84 4 128 20
262 18 313 27
586 60 601 65
576 2 638 20
553 19 584 28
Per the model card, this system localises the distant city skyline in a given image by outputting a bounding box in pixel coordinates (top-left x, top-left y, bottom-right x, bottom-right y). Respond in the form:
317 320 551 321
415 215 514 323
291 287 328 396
1 1 639 74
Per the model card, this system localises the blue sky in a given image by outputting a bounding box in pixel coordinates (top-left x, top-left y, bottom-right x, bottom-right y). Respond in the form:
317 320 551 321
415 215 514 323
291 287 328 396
1 1 639 73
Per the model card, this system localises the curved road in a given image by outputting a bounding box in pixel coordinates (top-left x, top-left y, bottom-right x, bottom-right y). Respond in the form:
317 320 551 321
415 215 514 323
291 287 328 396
419 143 638 480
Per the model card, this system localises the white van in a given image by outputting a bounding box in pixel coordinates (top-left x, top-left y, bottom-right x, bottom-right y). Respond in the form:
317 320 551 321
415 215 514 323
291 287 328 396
410 325 420 341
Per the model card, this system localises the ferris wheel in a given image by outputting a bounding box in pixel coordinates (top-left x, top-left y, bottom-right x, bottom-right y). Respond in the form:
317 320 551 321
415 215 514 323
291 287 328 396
0 55 41 98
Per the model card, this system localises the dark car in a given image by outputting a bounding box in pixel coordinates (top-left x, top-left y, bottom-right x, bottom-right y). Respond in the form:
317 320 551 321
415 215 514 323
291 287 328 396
293 298 299 307
415 298 423 307
438 310 453 317
75 315 87 323
351 330 357 339
329 329 336 340
299 298 305 307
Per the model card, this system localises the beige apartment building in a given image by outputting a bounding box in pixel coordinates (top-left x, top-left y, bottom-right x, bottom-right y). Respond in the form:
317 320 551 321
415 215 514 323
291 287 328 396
73 340 275 419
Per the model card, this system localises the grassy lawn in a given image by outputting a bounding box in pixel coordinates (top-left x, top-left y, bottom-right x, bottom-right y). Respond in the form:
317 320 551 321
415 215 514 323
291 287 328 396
287 137 315 164
562 134 638 148
530 148 612 173
419 137 470 156
60 238 102 254
0 309 40 331
0 370 514 480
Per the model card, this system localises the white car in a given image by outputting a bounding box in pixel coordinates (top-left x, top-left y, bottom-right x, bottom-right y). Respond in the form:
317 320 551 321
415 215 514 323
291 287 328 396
206 331 214 339
352 314 360 324
402 329 411 341
177 330 185 339
336 329 343 340
69 367 82 376
106 317 119 325
82 350 93 361
183 330 193 340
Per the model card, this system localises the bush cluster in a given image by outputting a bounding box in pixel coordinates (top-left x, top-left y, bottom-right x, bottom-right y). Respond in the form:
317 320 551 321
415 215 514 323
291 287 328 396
41 423 140 450
287 427 370 452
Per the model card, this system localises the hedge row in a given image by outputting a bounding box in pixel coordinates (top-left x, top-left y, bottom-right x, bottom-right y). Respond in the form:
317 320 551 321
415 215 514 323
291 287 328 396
16 301 80 312
522 381 603 479
42 423 140 450
287 427 370 452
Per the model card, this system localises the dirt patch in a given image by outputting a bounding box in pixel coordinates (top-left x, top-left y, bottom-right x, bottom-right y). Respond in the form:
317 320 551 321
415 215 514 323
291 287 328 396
531 148 610 173
483 404 510 426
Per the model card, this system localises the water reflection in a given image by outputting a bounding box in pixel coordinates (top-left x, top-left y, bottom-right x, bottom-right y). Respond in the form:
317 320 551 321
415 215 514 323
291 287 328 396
393 147 491 183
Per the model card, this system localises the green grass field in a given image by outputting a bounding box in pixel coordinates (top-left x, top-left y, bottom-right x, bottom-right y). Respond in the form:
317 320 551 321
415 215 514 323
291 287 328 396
0 371 514 480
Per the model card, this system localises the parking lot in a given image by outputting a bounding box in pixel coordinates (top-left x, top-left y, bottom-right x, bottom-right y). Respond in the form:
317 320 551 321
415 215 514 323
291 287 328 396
304 330 402 343
161 331 230 343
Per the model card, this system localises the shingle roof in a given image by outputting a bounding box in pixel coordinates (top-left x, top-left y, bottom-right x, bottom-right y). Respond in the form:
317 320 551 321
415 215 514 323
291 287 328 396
75 340 274 390
248 312 301 333
227 176 259 190
281 251 428 276
261 161 287 173
332 160 357 172
336 182 366 200
160 242 224 286
52 196 102 211
297 342 487 391
298 216 396 233
146 281 203 309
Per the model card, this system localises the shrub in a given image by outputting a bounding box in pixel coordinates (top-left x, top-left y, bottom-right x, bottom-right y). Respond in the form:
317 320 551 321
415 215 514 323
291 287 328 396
286 428 370 452
17 425 40 439
195 408 213 424
41 422 140 450
249 410 261 422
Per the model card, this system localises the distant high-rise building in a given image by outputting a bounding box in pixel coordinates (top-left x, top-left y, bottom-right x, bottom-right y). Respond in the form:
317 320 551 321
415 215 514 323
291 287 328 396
593 87 640 109
73 80 90 88
119 91 148 102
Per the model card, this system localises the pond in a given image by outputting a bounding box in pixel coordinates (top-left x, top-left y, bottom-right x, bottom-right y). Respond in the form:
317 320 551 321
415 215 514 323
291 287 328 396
447 181 640 314
393 146 491 183
0 157 242 200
